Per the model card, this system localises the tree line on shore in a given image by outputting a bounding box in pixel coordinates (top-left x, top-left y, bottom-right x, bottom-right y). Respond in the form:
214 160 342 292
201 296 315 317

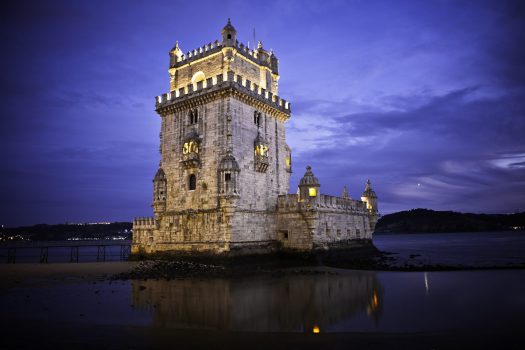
375 209 525 233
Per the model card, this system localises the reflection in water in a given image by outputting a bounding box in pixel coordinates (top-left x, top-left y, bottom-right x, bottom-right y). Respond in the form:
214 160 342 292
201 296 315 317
131 271 383 332
424 272 430 295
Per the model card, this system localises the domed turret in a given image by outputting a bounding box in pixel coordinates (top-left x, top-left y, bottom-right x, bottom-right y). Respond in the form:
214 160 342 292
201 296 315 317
219 152 240 171
269 49 279 74
299 166 319 186
221 18 237 47
361 179 378 212
154 167 166 181
298 166 320 203
342 186 350 199
153 167 167 216
169 41 183 65
183 128 200 143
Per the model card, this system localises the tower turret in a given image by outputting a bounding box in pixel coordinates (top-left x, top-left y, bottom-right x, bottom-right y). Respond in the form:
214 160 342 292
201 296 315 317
221 18 237 47
342 186 350 199
153 168 167 216
361 179 378 213
257 41 269 64
298 166 320 204
169 41 183 66
269 50 279 75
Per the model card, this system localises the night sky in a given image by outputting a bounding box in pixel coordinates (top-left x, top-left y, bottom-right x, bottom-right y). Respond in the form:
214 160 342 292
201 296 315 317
1 0 524 226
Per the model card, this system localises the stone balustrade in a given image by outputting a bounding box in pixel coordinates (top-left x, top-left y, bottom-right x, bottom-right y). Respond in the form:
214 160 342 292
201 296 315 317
133 217 156 228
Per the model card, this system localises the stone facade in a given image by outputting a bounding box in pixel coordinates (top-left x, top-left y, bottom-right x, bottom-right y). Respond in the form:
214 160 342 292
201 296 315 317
132 20 379 256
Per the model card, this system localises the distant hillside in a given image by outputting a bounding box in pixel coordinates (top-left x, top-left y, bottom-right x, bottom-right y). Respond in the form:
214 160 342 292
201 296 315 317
375 209 525 233
0 222 132 241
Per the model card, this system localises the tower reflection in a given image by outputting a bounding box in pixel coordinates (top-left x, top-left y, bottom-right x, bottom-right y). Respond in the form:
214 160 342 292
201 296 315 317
132 271 383 332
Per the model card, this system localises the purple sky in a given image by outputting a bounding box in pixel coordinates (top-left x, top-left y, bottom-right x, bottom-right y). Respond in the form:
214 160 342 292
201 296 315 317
1 0 524 226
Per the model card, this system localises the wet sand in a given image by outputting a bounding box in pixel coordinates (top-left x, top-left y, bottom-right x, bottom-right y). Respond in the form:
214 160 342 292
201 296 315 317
0 262 136 289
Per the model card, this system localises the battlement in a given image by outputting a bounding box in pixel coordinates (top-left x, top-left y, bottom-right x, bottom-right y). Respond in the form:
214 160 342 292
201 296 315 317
156 70 291 115
171 39 277 73
277 194 368 213
171 40 222 67
133 217 156 228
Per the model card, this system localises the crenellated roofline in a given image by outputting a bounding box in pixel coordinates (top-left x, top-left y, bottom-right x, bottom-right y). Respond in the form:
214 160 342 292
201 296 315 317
170 39 278 74
155 71 291 121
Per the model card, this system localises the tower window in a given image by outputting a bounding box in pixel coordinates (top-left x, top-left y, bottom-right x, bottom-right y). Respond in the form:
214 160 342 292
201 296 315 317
188 174 197 191
227 34 231 39
189 109 198 124
253 111 261 127
225 173 231 182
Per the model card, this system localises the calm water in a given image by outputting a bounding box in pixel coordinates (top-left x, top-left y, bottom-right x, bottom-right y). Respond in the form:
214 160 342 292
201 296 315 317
1 269 524 333
1 231 524 335
373 231 525 267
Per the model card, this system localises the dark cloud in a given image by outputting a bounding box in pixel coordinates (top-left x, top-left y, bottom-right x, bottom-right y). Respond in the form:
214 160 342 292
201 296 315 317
288 86 525 214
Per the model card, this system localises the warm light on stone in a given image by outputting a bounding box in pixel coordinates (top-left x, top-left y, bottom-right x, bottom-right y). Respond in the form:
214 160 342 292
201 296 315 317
132 19 379 256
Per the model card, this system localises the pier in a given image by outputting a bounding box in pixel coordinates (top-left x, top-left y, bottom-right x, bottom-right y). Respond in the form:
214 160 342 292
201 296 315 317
0 240 131 263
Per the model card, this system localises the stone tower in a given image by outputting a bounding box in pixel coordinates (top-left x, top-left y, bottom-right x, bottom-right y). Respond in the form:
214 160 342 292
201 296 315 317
133 20 379 256
132 20 292 255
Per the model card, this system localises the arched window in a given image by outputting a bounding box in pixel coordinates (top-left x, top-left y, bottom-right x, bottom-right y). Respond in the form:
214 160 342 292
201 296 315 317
253 111 261 127
188 174 197 191
189 109 198 124
191 71 206 85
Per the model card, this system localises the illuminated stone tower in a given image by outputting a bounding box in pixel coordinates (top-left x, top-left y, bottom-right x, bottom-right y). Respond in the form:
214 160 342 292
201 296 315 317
133 19 292 254
133 20 378 255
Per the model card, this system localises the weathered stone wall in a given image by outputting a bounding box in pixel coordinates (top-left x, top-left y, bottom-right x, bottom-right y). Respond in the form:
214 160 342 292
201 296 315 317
161 98 226 212
230 97 290 211
132 26 378 256
276 194 376 251
169 45 278 95
170 53 225 92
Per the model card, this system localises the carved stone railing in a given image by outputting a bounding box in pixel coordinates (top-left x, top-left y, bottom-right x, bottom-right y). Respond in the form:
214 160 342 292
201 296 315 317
133 217 156 228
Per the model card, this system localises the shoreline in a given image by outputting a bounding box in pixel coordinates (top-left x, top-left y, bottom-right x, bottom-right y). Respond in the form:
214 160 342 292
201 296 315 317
1 254 524 288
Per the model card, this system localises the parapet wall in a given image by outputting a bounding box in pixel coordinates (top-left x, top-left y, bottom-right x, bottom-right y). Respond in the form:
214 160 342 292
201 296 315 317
171 39 276 73
156 71 291 117
277 194 368 213
133 217 156 228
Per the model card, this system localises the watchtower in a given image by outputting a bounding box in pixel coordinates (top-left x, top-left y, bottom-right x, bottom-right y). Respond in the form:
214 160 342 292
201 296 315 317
133 20 292 254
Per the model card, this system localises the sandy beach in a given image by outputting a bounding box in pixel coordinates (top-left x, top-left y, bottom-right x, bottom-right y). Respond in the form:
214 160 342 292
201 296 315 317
0 262 136 290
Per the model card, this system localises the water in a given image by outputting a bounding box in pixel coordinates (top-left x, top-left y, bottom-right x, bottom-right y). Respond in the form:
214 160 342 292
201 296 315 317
1 269 524 334
373 231 525 267
1 232 525 337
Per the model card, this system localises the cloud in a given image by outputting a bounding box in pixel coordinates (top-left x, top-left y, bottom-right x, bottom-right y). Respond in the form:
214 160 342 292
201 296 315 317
288 86 525 214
